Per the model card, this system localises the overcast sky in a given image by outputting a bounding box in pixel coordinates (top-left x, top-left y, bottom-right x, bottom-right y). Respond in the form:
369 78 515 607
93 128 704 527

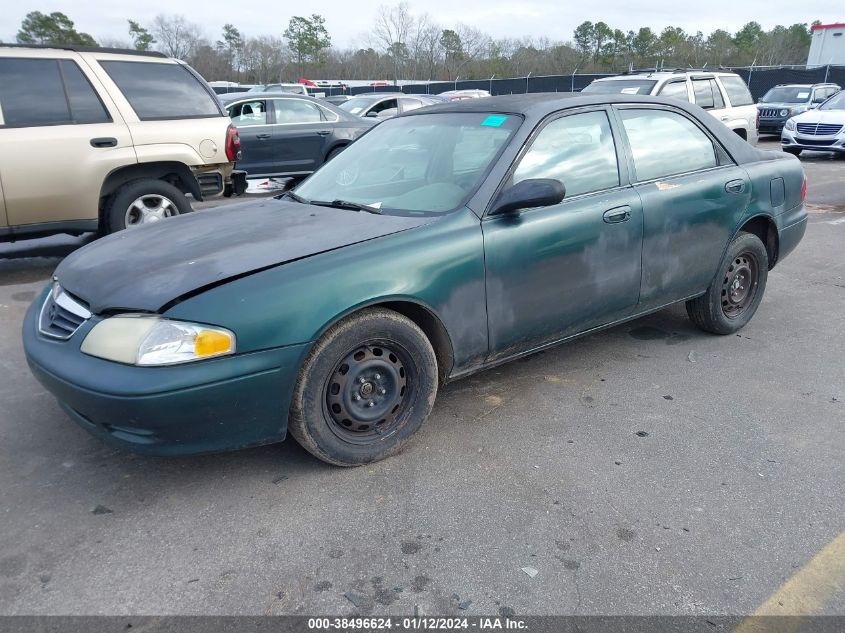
4 1 842 50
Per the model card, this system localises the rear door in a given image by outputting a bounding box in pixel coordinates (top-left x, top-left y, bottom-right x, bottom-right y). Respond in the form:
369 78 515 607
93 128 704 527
482 108 644 359
269 98 330 175
614 105 752 310
225 99 276 176
0 54 133 228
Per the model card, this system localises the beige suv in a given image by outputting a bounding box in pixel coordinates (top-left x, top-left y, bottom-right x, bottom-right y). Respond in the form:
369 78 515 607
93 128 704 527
0 45 246 241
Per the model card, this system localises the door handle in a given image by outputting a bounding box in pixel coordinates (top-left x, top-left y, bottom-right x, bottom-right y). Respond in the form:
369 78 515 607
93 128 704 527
90 137 117 148
316 130 331 136
255 133 271 140
602 206 631 224
720 116 729 121
725 179 746 194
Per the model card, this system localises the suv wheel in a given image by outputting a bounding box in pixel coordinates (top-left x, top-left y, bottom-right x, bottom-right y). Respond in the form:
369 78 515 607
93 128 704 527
104 179 192 233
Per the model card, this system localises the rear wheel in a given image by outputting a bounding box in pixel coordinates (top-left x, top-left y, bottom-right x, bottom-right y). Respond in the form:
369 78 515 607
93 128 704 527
289 308 438 466
686 232 768 335
326 145 346 162
783 148 802 157
104 179 192 234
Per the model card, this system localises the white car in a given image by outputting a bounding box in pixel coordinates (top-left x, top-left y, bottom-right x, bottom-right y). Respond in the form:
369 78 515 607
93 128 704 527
582 70 758 144
781 89 845 156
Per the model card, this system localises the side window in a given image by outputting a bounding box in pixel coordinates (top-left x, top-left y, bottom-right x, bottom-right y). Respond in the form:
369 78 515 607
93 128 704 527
659 81 690 102
59 60 110 124
710 80 725 108
400 98 424 113
719 76 754 106
692 79 715 109
99 61 221 120
372 99 398 116
513 110 619 197
620 109 718 181
0 58 71 127
227 100 268 126
273 99 322 124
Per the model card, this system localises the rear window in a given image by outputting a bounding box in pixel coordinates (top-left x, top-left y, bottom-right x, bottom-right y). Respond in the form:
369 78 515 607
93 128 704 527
719 76 754 107
582 80 657 95
99 61 221 120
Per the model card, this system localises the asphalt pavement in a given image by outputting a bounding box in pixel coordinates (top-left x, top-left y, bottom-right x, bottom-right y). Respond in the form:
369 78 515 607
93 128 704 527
0 140 842 616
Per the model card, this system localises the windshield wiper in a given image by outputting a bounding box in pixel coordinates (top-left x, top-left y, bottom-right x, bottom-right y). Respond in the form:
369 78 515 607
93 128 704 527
310 199 383 215
278 190 308 203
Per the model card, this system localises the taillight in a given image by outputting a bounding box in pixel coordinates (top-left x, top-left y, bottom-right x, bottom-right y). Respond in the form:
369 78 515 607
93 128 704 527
225 124 241 162
801 175 807 203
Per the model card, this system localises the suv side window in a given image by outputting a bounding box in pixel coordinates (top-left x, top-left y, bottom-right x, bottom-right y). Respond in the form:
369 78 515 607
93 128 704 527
59 60 110 124
273 99 323 123
400 97 425 113
619 108 717 181
659 80 690 102
99 61 221 120
0 58 71 127
692 79 723 109
513 110 619 197
719 76 754 106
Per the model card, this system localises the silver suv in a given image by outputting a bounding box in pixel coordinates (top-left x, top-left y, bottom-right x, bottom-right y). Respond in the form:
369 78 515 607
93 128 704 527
583 69 758 144
0 45 246 241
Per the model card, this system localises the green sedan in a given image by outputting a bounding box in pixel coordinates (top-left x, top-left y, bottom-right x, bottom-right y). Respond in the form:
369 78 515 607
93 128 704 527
23 93 808 466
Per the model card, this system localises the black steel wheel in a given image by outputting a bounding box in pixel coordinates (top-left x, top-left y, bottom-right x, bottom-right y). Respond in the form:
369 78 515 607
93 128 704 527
686 232 769 335
289 308 438 466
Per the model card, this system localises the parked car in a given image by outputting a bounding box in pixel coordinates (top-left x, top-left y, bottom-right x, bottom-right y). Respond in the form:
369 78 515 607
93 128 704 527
247 83 309 95
24 93 806 466
338 93 441 120
781 89 845 156
758 83 840 135
438 89 491 100
0 45 246 241
220 93 373 178
582 69 759 143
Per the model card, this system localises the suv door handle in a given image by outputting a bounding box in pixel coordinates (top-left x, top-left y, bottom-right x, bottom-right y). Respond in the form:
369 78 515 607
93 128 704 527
602 206 631 224
725 179 746 194
720 116 729 121
90 137 117 148
255 133 271 140
316 130 331 136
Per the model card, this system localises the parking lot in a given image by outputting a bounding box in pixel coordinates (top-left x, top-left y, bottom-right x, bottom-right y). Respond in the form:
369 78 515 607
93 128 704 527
0 140 842 617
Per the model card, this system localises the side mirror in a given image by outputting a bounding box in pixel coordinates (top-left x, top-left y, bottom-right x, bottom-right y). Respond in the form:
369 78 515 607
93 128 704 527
489 178 565 216
365 110 379 118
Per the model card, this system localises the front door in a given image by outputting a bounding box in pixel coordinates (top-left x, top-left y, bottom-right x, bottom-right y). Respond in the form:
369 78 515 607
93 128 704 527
226 99 277 176
615 106 751 309
483 108 644 360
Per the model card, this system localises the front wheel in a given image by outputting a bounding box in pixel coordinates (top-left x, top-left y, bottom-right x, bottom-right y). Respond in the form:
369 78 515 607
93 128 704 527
289 308 438 466
104 179 192 233
686 232 769 335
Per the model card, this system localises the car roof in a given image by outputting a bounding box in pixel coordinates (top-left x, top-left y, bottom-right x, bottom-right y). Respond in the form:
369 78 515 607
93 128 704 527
0 43 168 58
219 92 318 104
349 92 405 99
594 70 739 81
772 83 839 88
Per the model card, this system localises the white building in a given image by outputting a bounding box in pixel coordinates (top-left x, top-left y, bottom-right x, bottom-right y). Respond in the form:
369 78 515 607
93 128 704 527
808 23 845 66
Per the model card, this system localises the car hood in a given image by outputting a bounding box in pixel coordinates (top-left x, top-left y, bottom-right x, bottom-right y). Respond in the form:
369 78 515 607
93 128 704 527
56 199 434 314
793 109 845 124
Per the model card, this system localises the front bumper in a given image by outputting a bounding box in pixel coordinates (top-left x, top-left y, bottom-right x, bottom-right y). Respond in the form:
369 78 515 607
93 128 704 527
758 117 787 134
781 129 845 153
23 293 310 456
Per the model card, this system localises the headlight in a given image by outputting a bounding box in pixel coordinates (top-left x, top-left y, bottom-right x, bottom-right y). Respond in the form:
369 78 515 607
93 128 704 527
81 316 235 366
779 109 789 117
784 118 796 131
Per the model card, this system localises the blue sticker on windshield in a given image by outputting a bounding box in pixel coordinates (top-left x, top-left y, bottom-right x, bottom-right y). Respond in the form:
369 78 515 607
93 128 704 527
482 115 507 127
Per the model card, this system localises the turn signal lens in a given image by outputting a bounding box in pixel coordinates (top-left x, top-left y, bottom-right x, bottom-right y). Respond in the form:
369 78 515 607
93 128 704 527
195 329 234 357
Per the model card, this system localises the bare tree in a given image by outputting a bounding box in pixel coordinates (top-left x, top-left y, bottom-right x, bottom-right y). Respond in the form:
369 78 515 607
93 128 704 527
373 2 415 82
152 14 202 60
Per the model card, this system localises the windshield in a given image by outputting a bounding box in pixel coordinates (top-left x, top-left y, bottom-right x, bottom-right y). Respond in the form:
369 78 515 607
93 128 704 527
581 79 657 95
294 112 521 215
339 97 382 115
760 87 812 104
820 91 845 110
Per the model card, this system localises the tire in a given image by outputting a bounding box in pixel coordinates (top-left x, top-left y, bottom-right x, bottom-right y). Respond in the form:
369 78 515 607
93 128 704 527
784 148 802 157
104 179 192 234
289 308 438 467
686 232 768 335
325 145 346 162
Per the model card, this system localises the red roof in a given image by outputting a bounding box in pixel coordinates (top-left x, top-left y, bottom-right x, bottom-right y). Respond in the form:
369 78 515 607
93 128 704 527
811 23 845 31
